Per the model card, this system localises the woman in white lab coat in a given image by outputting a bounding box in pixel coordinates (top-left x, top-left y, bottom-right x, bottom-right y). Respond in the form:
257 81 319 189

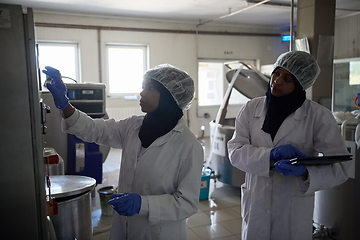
228 51 350 240
43 64 204 240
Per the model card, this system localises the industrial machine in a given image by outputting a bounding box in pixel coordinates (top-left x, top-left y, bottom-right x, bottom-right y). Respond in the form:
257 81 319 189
209 62 269 187
0 4 49 239
48 175 96 240
312 57 360 240
66 83 108 184
0 3 107 238
66 83 106 117
42 83 110 184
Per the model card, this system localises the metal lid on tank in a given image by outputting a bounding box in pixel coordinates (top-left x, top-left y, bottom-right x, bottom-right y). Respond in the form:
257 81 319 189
226 68 269 99
47 175 96 198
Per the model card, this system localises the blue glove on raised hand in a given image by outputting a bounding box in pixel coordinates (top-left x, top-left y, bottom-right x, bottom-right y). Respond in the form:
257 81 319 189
107 193 141 216
270 144 307 160
42 66 69 109
274 160 307 177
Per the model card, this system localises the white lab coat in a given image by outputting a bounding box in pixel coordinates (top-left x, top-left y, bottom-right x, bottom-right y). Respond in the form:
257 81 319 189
228 97 350 240
62 110 204 240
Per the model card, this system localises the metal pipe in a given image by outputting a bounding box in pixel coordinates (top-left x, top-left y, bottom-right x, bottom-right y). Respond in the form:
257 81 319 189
290 0 294 51
197 0 270 27
35 22 280 37
340 118 360 140
97 29 102 83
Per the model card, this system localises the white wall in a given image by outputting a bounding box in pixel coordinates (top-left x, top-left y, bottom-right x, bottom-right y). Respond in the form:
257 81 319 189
34 12 289 136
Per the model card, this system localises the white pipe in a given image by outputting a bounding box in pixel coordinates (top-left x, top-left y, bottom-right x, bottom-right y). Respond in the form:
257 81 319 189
205 65 243 170
197 0 270 27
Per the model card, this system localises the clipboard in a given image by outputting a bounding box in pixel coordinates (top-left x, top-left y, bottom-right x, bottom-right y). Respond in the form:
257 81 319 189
289 155 352 166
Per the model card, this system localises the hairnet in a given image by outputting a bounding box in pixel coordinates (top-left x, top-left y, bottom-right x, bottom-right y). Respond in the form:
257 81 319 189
273 51 321 90
144 64 195 110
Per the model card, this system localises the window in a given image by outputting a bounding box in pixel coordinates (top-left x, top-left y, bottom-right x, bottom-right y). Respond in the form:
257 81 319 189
37 42 80 88
198 61 251 106
106 44 148 98
198 62 224 106
333 58 360 111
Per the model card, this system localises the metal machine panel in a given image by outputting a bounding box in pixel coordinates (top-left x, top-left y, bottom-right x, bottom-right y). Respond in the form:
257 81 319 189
66 83 106 117
0 4 48 239
313 124 360 239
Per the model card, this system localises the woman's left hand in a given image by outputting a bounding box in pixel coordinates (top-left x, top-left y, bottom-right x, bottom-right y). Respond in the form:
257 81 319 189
108 193 142 216
274 160 307 177
270 144 307 160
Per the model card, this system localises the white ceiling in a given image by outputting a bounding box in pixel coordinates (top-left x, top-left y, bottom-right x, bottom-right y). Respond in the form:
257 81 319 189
1 0 360 30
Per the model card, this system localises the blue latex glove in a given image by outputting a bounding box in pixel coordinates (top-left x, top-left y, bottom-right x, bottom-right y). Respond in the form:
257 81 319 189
107 193 141 216
270 144 307 160
42 66 69 109
274 160 307 177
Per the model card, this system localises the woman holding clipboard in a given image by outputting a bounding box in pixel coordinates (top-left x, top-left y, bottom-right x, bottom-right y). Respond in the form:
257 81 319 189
228 51 351 240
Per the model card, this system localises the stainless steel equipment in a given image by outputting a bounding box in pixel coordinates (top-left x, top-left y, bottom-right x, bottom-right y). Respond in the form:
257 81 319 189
0 4 48 239
66 83 110 164
209 62 269 187
44 147 65 175
312 57 360 239
226 64 269 99
98 186 117 216
41 91 68 167
42 83 111 185
313 122 359 240
66 83 106 117
48 175 96 240
209 119 244 187
42 83 110 185
42 83 110 168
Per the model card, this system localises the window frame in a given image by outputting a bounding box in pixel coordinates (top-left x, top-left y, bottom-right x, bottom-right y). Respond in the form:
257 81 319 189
197 59 257 107
36 41 81 87
105 43 149 99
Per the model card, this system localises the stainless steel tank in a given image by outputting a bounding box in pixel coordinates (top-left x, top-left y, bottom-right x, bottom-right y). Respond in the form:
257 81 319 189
209 118 245 187
208 63 268 188
48 175 96 240
313 122 360 239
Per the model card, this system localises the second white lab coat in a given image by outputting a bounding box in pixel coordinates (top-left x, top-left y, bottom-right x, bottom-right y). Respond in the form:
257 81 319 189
62 111 204 240
228 97 350 240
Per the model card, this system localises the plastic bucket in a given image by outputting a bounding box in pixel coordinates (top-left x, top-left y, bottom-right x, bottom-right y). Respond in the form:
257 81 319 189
199 169 211 200
98 186 116 216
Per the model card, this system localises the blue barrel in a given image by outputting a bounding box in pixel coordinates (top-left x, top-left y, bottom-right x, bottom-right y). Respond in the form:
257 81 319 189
199 168 212 200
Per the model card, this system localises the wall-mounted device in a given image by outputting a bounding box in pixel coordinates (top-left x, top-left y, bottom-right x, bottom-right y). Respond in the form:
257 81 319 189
66 83 106 117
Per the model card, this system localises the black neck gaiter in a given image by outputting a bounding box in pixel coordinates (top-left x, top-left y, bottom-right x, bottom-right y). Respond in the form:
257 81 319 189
262 78 306 140
138 80 183 148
